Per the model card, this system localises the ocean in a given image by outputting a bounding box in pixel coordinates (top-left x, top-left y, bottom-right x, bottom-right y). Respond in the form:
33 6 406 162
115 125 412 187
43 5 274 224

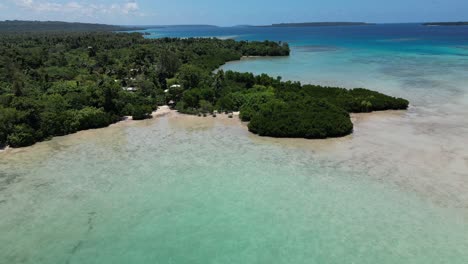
1 24 468 263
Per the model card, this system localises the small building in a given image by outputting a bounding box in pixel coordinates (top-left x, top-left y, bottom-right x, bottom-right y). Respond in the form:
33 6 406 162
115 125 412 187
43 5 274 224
170 84 181 89
123 87 138 92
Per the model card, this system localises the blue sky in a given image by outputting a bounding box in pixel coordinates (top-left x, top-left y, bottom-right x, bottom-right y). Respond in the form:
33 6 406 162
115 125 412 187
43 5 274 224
0 0 467 26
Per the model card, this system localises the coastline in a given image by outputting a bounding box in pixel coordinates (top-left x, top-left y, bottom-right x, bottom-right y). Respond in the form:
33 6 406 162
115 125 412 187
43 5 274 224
5 105 468 215
0 106 242 153
0 106 174 154
115 106 240 125
0 108 403 154
214 55 289 73
117 105 173 123
0 145 10 153
240 55 288 60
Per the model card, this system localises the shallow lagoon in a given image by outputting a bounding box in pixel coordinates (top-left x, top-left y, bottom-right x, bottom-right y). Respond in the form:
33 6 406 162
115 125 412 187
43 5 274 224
1 113 467 263
1 24 468 263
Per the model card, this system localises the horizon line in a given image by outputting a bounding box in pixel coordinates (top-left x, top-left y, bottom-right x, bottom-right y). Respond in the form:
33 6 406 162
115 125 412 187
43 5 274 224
2 19 468 28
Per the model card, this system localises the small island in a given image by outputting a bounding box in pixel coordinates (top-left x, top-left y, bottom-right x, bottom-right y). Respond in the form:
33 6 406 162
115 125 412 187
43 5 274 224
257 22 373 27
0 22 408 148
423 22 468 26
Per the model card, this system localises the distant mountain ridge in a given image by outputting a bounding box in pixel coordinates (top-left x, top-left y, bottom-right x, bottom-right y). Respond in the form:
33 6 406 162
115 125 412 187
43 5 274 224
423 22 468 26
0 20 145 32
159 25 219 28
257 22 373 27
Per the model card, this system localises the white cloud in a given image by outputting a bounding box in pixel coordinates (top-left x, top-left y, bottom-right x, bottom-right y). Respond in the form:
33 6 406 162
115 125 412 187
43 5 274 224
122 2 138 14
10 0 142 17
15 0 35 9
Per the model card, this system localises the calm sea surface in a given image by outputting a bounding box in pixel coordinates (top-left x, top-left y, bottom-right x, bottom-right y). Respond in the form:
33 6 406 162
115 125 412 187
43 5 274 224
1 24 468 263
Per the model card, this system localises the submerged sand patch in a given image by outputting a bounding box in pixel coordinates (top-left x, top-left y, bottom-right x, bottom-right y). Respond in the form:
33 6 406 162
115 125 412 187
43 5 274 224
2 103 467 209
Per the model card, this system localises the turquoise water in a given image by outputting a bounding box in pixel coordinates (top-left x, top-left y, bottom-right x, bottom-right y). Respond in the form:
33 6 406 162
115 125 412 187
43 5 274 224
1 25 468 263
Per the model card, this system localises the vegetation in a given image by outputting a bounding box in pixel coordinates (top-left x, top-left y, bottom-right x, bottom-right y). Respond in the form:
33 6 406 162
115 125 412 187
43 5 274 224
0 29 408 146
423 22 468 26
0 32 290 147
248 99 353 138
0 20 145 33
175 71 408 139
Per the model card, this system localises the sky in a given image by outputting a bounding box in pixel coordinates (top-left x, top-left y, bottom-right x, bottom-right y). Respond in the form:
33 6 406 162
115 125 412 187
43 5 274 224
0 0 467 26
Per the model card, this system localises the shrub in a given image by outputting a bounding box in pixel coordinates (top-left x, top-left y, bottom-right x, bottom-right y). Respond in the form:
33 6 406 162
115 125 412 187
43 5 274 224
75 107 112 129
0 107 21 146
199 100 213 113
239 92 275 121
132 105 153 120
248 99 353 139
7 124 36 147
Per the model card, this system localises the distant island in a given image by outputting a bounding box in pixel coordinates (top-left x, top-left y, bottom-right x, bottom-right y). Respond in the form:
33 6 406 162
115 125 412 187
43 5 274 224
160 25 219 28
257 22 373 27
0 20 145 32
423 22 468 26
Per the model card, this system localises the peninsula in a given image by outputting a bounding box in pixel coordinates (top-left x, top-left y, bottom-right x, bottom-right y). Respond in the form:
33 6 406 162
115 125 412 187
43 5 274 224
0 21 407 148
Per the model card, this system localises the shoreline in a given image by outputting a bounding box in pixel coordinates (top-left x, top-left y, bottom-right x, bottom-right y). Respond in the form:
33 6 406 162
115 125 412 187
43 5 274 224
115 105 173 123
0 108 405 154
214 55 288 73
0 105 175 153
0 145 10 153
240 55 288 60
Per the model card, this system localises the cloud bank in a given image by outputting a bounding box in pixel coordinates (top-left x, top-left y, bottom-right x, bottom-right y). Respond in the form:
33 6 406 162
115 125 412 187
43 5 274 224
10 0 143 18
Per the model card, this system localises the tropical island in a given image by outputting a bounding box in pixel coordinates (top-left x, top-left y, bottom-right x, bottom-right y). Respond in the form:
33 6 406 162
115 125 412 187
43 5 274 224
257 22 373 27
423 22 468 26
0 23 408 148
0 20 146 32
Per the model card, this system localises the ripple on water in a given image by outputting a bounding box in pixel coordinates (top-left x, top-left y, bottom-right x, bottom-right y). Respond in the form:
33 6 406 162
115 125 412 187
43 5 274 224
0 114 467 263
377 38 420 42
0 172 24 191
294 45 341 52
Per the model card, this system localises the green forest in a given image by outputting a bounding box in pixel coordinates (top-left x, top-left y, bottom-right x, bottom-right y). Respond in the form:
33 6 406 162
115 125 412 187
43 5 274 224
193 72 408 138
0 31 407 148
0 20 144 32
0 32 289 147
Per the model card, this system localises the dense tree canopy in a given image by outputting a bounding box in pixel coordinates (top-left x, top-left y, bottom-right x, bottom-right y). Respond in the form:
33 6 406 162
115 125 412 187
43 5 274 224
0 30 408 147
176 71 408 139
0 32 290 147
248 99 353 138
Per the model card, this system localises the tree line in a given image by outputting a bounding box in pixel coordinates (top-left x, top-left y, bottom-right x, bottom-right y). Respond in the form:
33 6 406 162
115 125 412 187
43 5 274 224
0 31 408 147
0 20 144 33
0 32 290 147
174 71 408 138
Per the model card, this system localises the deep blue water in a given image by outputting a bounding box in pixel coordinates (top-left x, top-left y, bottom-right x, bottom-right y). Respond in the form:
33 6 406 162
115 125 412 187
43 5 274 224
141 24 468 56
135 24 468 109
